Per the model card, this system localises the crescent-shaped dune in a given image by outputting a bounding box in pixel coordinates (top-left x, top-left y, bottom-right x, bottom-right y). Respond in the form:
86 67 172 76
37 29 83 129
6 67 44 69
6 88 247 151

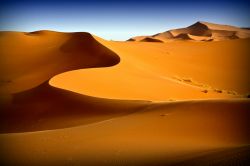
0 29 250 165
1 31 149 133
0 31 120 94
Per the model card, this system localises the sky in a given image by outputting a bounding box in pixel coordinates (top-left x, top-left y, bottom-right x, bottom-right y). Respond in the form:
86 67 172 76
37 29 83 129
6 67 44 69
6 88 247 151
1 0 250 40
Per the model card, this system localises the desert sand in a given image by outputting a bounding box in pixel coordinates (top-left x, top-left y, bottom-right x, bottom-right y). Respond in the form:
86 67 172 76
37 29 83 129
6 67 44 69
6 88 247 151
0 22 250 165
128 21 250 42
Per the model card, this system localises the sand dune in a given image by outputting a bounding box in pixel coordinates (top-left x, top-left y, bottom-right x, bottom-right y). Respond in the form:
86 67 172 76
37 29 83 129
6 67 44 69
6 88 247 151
0 31 119 94
128 21 250 42
1 29 250 165
0 31 133 133
51 37 250 100
140 37 163 42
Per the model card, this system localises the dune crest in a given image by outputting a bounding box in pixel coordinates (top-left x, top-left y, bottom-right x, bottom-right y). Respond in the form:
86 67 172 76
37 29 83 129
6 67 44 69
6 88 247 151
0 31 120 94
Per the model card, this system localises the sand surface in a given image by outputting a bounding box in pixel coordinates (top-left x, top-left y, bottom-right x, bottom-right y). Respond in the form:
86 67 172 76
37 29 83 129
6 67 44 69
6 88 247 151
51 37 250 100
1 24 250 165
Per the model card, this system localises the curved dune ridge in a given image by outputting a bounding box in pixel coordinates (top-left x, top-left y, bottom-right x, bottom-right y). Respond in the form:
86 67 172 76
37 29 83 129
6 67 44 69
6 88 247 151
128 21 250 42
0 29 250 165
0 30 120 94
51 37 250 100
1 30 142 133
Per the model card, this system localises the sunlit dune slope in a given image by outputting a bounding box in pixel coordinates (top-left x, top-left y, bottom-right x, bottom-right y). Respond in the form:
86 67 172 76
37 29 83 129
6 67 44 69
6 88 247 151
0 31 119 94
51 37 250 100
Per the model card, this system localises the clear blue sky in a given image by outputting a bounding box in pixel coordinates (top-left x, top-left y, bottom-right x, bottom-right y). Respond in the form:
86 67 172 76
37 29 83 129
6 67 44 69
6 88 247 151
1 0 249 40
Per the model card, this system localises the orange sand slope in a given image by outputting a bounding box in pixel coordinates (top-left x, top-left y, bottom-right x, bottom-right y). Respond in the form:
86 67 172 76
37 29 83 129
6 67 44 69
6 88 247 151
128 21 250 42
0 31 119 94
0 29 250 165
51 37 250 100
1 31 139 133
1 99 250 165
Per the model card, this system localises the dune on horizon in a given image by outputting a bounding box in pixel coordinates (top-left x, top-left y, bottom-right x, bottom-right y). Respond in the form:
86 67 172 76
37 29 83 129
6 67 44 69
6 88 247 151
1 21 250 165
128 21 250 42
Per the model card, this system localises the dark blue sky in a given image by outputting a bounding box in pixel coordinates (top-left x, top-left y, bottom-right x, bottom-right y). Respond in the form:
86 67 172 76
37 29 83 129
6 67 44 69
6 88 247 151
1 0 249 40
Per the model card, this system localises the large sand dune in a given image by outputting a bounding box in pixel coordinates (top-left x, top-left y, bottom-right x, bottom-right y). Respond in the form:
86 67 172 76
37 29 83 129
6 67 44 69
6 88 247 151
51 37 250 100
0 28 250 165
0 31 119 94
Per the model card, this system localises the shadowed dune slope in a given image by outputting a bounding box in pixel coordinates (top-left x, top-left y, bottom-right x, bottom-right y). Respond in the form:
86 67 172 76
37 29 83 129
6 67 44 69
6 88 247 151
140 37 163 42
128 36 164 42
1 99 250 165
0 82 150 133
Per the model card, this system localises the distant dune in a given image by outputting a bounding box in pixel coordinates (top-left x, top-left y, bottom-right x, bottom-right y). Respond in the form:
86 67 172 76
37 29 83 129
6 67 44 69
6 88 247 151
0 27 250 165
140 37 163 42
128 21 250 42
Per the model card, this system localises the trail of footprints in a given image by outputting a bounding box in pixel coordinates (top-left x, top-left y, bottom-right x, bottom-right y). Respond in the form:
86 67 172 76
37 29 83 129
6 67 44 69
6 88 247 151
172 76 249 98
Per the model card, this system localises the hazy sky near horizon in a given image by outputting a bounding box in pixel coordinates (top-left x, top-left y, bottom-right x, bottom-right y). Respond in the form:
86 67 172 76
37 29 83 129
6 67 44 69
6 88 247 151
1 0 250 40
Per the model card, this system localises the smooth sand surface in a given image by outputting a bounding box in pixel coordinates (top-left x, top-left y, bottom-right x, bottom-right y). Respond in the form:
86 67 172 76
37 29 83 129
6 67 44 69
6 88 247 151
51 38 250 100
1 26 250 165
1 99 250 165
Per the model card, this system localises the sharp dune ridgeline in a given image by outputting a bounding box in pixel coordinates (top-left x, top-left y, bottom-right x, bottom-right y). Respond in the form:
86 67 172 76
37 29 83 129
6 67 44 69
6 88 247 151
128 21 250 42
0 22 250 165
0 31 120 94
